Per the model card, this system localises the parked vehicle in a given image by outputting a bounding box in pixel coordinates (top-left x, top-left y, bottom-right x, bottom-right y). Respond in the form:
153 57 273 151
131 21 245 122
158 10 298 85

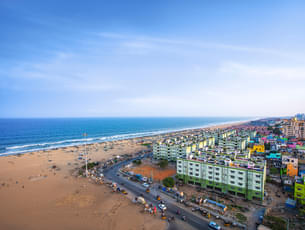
142 183 149 188
158 204 167 211
181 215 186 221
208 221 221 230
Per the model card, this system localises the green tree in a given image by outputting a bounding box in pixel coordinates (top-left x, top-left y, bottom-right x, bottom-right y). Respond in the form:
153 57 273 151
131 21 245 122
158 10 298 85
158 159 168 169
133 159 142 165
163 177 174 187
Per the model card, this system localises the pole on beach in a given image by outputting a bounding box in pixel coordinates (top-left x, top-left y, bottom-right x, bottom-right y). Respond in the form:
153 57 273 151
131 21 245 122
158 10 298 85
83 133 88 177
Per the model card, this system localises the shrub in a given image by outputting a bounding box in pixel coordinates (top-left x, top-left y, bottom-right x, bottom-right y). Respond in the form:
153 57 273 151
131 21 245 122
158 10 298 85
235 212 247 223
163 177 174 187
81 162 98 170
269 167 279 174
133 159 142 165
158 159 168 169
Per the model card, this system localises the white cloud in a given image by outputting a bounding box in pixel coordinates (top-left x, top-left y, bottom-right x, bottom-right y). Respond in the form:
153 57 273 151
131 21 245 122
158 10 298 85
220 61 305 80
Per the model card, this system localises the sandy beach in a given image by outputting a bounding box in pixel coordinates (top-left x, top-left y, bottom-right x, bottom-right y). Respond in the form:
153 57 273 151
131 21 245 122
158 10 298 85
0 121 246 230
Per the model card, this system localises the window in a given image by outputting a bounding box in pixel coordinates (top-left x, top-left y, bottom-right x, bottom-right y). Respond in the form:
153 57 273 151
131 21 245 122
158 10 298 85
178 165 181 168
190 168 193 171
209 166 213 170
238 183 243 186
230 170 235 173
195 164 199 167
230 175 235 179
215 177 219 181
255 181 260 184
189 172 193 175
208 176 212 180
255 175 261 178
195 173 199 177
230 181 235 184
190 163 193 166
238 177 243 180
255 186 260 190
196 169 199 172
215 168 219 171
178 170 182 173
215 173 219 176
209 171 212 174
238 172 244 175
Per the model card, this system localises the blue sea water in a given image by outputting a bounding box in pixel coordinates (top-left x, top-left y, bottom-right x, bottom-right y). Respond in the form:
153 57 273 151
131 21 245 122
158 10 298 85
0 117 252 156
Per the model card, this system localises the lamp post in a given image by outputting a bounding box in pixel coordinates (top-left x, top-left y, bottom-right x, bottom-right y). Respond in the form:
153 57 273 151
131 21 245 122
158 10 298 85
83 133 88 177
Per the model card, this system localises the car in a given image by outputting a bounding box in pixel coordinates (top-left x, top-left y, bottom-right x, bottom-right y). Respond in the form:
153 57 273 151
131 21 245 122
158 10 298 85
158 204 167 211
208 221 221 230
142 183 150 188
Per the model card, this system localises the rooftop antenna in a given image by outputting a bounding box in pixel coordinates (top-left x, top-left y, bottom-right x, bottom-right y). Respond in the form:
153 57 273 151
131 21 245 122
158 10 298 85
83 133 88 177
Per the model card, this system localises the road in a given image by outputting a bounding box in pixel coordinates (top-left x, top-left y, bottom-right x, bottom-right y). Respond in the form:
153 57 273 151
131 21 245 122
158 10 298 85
103 154 211 230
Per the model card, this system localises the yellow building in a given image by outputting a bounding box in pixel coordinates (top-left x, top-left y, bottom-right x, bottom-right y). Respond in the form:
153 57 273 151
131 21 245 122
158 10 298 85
250 144 265 154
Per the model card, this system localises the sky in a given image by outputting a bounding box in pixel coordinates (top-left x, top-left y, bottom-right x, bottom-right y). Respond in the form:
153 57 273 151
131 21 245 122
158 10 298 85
1 0 305 118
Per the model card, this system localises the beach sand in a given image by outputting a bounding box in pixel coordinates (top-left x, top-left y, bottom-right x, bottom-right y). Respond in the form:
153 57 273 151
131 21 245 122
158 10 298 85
0 121 246 230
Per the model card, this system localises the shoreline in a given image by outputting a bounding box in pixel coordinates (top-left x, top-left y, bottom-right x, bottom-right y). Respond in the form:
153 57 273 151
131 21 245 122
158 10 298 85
0 119 253 230
1 118 255 156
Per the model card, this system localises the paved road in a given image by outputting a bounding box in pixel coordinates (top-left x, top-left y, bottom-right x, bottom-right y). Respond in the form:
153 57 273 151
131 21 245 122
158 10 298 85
103 155 211 230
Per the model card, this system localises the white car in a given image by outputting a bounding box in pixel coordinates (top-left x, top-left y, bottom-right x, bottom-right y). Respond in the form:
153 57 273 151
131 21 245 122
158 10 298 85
142 183 149 188
158 203 167 211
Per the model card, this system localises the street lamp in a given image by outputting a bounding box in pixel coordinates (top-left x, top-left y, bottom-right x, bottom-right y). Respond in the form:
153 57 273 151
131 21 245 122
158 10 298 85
83 133 88 177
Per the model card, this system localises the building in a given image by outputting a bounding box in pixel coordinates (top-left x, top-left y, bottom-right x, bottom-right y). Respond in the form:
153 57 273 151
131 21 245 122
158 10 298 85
282 156 298 177
294 178 305 205
176 155 266 201
282 117 305 139
282 156 298 168
250 144 265 154
153 136 215 161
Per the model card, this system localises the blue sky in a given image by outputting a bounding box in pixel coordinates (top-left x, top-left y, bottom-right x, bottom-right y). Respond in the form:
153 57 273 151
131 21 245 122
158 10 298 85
1 0 305 118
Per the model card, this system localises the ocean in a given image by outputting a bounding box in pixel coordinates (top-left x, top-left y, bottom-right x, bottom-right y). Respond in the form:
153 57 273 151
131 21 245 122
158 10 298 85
0 117 252 156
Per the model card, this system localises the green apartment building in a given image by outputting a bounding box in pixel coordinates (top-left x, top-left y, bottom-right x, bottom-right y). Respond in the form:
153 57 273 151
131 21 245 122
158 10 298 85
176 157 266 201
295 178 305 205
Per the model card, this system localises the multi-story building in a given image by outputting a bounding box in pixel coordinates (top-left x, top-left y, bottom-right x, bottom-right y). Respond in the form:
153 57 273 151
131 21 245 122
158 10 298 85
282 117 305 139
176 155 266 201
249 144 265 154
294 178 305 205
218 137 247 153
153 135 215 161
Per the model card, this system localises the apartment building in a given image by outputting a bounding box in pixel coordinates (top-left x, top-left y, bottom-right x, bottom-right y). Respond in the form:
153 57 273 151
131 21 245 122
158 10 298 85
282 117 305 139
153 135 215 161
294 178 305 205
176 156 266 201
218 137 247 153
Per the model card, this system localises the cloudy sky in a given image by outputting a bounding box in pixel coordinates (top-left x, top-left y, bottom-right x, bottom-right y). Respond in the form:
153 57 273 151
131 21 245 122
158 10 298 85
1 0 305 118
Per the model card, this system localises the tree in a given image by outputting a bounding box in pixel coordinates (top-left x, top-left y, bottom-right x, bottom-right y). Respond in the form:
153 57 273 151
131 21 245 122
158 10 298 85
273 127 281 136
163 177 174 187
158 159 168 169
132 159 142 165
264 142 271 151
